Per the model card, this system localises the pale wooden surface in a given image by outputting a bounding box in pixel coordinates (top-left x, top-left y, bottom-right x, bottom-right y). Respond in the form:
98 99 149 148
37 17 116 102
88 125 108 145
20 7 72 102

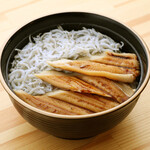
0 0 150 149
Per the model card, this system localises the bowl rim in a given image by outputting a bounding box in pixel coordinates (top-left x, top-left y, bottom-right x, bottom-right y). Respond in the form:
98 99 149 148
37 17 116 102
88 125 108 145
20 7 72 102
0 11 150 119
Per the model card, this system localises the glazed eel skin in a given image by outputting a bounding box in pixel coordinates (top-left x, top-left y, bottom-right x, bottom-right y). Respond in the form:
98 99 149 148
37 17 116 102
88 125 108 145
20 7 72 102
14 90 119 115
47 52 139 83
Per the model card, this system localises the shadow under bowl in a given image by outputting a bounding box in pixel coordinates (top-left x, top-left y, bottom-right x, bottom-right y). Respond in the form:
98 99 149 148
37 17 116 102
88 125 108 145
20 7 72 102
0 12 149 139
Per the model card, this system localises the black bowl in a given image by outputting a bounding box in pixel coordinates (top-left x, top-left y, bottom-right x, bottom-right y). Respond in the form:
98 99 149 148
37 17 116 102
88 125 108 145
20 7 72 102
0 12 149 139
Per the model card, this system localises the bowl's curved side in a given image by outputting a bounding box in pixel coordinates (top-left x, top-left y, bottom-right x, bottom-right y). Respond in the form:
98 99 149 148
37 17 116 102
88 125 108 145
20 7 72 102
0 12 149 139
9 94 139 139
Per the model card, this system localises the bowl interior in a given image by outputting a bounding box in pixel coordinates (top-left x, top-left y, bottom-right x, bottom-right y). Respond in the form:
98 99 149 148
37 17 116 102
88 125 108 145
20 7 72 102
1 12 149 100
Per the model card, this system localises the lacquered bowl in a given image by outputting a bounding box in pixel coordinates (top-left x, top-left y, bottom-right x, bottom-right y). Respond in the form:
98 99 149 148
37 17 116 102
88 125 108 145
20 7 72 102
0 12 149 139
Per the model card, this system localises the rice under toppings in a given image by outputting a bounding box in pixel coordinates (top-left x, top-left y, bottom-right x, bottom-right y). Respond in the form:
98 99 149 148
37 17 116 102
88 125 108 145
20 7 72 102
8 27 123 95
